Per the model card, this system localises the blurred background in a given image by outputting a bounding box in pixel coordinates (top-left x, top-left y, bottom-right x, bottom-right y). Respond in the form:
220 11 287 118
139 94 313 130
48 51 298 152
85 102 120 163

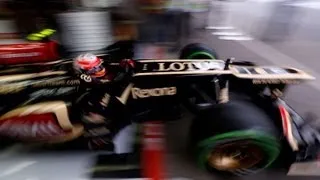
1 0 320 179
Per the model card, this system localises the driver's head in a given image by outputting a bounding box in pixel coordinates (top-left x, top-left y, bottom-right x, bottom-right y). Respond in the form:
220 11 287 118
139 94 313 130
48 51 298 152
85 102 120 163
74 53 106 77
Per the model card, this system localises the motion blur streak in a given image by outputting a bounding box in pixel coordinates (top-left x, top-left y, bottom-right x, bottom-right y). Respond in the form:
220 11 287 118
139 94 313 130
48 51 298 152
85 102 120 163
0 161 36 178
1 0 320 180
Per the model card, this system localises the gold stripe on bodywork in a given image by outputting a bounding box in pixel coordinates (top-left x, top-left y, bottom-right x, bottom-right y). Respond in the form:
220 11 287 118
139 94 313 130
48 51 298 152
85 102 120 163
0 101 73 130
0 71 67 83
116 83 134 104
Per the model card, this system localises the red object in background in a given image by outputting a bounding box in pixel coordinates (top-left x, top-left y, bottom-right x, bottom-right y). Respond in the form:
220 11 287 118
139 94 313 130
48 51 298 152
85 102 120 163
279 105 289 137
142 122 165 180
0 41 60 65
0 113 67 141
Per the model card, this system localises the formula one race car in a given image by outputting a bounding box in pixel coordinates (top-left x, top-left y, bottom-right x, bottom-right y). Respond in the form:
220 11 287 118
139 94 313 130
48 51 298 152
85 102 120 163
0 43 319 178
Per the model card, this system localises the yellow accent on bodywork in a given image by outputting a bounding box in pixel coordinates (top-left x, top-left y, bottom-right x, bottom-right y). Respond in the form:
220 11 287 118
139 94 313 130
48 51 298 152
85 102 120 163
26 29 56 41
26 34 42 41
40 29 56 36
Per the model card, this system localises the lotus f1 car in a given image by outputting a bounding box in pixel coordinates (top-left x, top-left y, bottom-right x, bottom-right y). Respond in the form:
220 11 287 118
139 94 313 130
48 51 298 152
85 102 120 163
0 43 319 177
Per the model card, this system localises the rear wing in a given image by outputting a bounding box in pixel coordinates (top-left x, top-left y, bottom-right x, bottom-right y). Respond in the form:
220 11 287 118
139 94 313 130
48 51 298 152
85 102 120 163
229 65 314 80
133 59 315 83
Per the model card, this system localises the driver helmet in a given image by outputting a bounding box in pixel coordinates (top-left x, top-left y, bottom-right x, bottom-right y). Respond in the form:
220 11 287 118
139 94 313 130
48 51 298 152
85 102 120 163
74 53 106 77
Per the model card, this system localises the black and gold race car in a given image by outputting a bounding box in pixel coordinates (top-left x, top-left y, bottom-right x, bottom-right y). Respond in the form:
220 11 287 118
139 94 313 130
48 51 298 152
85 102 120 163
0 43 318 177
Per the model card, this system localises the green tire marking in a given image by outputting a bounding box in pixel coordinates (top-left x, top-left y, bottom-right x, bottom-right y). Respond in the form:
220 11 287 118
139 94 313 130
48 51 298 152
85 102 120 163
197 130 280 171
187 51 216 59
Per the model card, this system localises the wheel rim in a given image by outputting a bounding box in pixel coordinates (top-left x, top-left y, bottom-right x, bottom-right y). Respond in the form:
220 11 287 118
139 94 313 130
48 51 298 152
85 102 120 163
207 141 264 170
197 130 281 175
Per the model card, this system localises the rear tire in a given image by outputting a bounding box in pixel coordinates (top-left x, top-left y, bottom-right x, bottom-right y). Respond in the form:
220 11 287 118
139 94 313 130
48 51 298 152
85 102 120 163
190 97 281 176
180 43 219 59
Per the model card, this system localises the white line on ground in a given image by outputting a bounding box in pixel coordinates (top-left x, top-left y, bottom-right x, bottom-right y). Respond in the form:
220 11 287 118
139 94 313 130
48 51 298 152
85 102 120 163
0 161 36 178
205 26 235 30
218 36 254 41
212 32 244 36
248 0 285 2
25 178 40 180
286 2 320 10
